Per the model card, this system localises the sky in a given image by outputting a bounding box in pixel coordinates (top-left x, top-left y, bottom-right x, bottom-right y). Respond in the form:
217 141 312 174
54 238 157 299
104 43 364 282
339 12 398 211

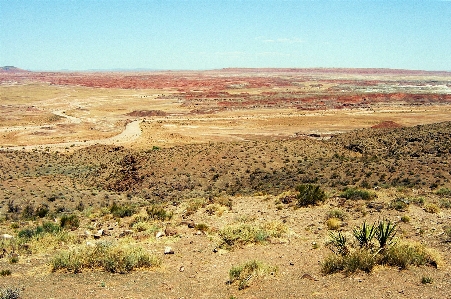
1 0 451 71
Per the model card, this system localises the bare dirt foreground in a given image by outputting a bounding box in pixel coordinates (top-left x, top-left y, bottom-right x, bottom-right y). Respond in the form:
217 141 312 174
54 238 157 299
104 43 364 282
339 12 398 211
0 68 451 299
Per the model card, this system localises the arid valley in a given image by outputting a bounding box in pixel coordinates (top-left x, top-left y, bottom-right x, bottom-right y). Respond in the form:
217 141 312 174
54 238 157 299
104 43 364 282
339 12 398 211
1 67 451 298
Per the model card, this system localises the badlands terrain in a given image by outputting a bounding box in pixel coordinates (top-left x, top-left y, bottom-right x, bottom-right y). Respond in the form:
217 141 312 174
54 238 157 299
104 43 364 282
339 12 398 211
0 67 451 298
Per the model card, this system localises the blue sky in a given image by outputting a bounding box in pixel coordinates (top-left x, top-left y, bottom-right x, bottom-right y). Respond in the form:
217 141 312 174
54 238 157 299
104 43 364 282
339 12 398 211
1 0 450 71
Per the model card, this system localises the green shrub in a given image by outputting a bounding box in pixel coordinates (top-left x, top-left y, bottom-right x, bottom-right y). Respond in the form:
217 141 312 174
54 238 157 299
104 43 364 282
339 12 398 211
401 215 410 223
146 205 172 221
51 242 160 274
340 188 375 200
228 260 276 290
0 270 11 276
435 188 451 197
390 198 409 212
18 222 61 240
60 214 80 230
421 276 433 284
295 184 326 207
110 203 136 218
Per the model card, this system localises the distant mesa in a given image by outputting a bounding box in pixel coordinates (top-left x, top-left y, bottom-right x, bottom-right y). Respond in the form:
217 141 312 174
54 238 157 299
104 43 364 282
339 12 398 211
0 66 28 73
371 121 403 129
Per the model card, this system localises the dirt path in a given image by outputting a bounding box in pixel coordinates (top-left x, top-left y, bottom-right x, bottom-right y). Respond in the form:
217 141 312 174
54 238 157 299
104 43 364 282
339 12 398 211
0 119 142 151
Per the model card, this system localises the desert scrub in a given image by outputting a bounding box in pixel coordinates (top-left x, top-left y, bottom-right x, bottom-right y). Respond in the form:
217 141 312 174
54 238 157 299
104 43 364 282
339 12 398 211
60 214 80 230
146 205 172 221
228 260 276 290
435 187 451 197
295 184 327 207
218 222 287 249
323 221 440 275
185 198 207 216
326 209 347 221
0 269 11 276
110 202 136 218
389 198 409 212
51 241 160 273
380 242 441 269
424 203 440 214
322 249 376 275
340 188 375 201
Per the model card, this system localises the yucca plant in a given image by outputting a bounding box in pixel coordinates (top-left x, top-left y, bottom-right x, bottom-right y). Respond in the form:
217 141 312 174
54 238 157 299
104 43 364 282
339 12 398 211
375 220 397 249
328 231 349 256
353 222 376 248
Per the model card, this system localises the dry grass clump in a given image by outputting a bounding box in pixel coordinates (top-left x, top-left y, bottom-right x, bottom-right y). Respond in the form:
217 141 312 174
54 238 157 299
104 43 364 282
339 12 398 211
51 241 160 274
218 221 287 249
326 218 342 230
228 260 276 290
424 203 440 214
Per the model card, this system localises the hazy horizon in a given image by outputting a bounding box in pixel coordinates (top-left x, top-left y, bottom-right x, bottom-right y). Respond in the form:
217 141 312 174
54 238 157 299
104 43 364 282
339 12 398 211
1 0 451 72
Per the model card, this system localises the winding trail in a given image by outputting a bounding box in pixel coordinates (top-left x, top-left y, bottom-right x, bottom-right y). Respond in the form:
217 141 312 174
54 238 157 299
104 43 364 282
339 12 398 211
0 119 142 151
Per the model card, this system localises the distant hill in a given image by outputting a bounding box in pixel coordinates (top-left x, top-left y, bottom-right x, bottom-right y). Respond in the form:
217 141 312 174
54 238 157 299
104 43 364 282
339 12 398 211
0 66 29 73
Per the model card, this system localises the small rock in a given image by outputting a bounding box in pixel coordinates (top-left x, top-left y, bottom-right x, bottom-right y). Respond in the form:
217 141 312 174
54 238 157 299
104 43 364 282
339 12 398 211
1 234 13 240
213 247 218 253
93 229 104 239
195 230 202 235
164 246 174 254
155 231 165 238
179 266 185 272
165 226 178 236
86 241 95 247
301 273 318 281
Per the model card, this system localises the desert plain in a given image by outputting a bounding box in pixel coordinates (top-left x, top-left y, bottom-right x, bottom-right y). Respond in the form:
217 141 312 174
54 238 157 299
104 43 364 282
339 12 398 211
0 67 451 298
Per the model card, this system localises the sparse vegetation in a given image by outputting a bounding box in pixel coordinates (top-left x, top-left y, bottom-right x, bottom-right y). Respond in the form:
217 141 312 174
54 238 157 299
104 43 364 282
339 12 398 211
340 188 375 201
295 184 326 207
51 242 160 274
228 260 276 290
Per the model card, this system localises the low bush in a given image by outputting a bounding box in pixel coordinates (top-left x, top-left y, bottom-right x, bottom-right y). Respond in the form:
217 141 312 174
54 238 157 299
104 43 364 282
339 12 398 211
60 214 80 230
295 184 327 207
340 188 375 200
389 198 409 212
51 242 160 274
424 203 440 214
435 188 451 197
146 205 172 221
0 269 11 276
228 260 276 290
110 203 136 218
326 209 347 221
380 242 441 269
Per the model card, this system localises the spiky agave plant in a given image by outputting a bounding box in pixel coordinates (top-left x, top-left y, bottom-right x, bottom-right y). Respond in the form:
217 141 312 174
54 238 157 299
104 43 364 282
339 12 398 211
375 220 397 249
353 221 376 249
328 231 349 256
